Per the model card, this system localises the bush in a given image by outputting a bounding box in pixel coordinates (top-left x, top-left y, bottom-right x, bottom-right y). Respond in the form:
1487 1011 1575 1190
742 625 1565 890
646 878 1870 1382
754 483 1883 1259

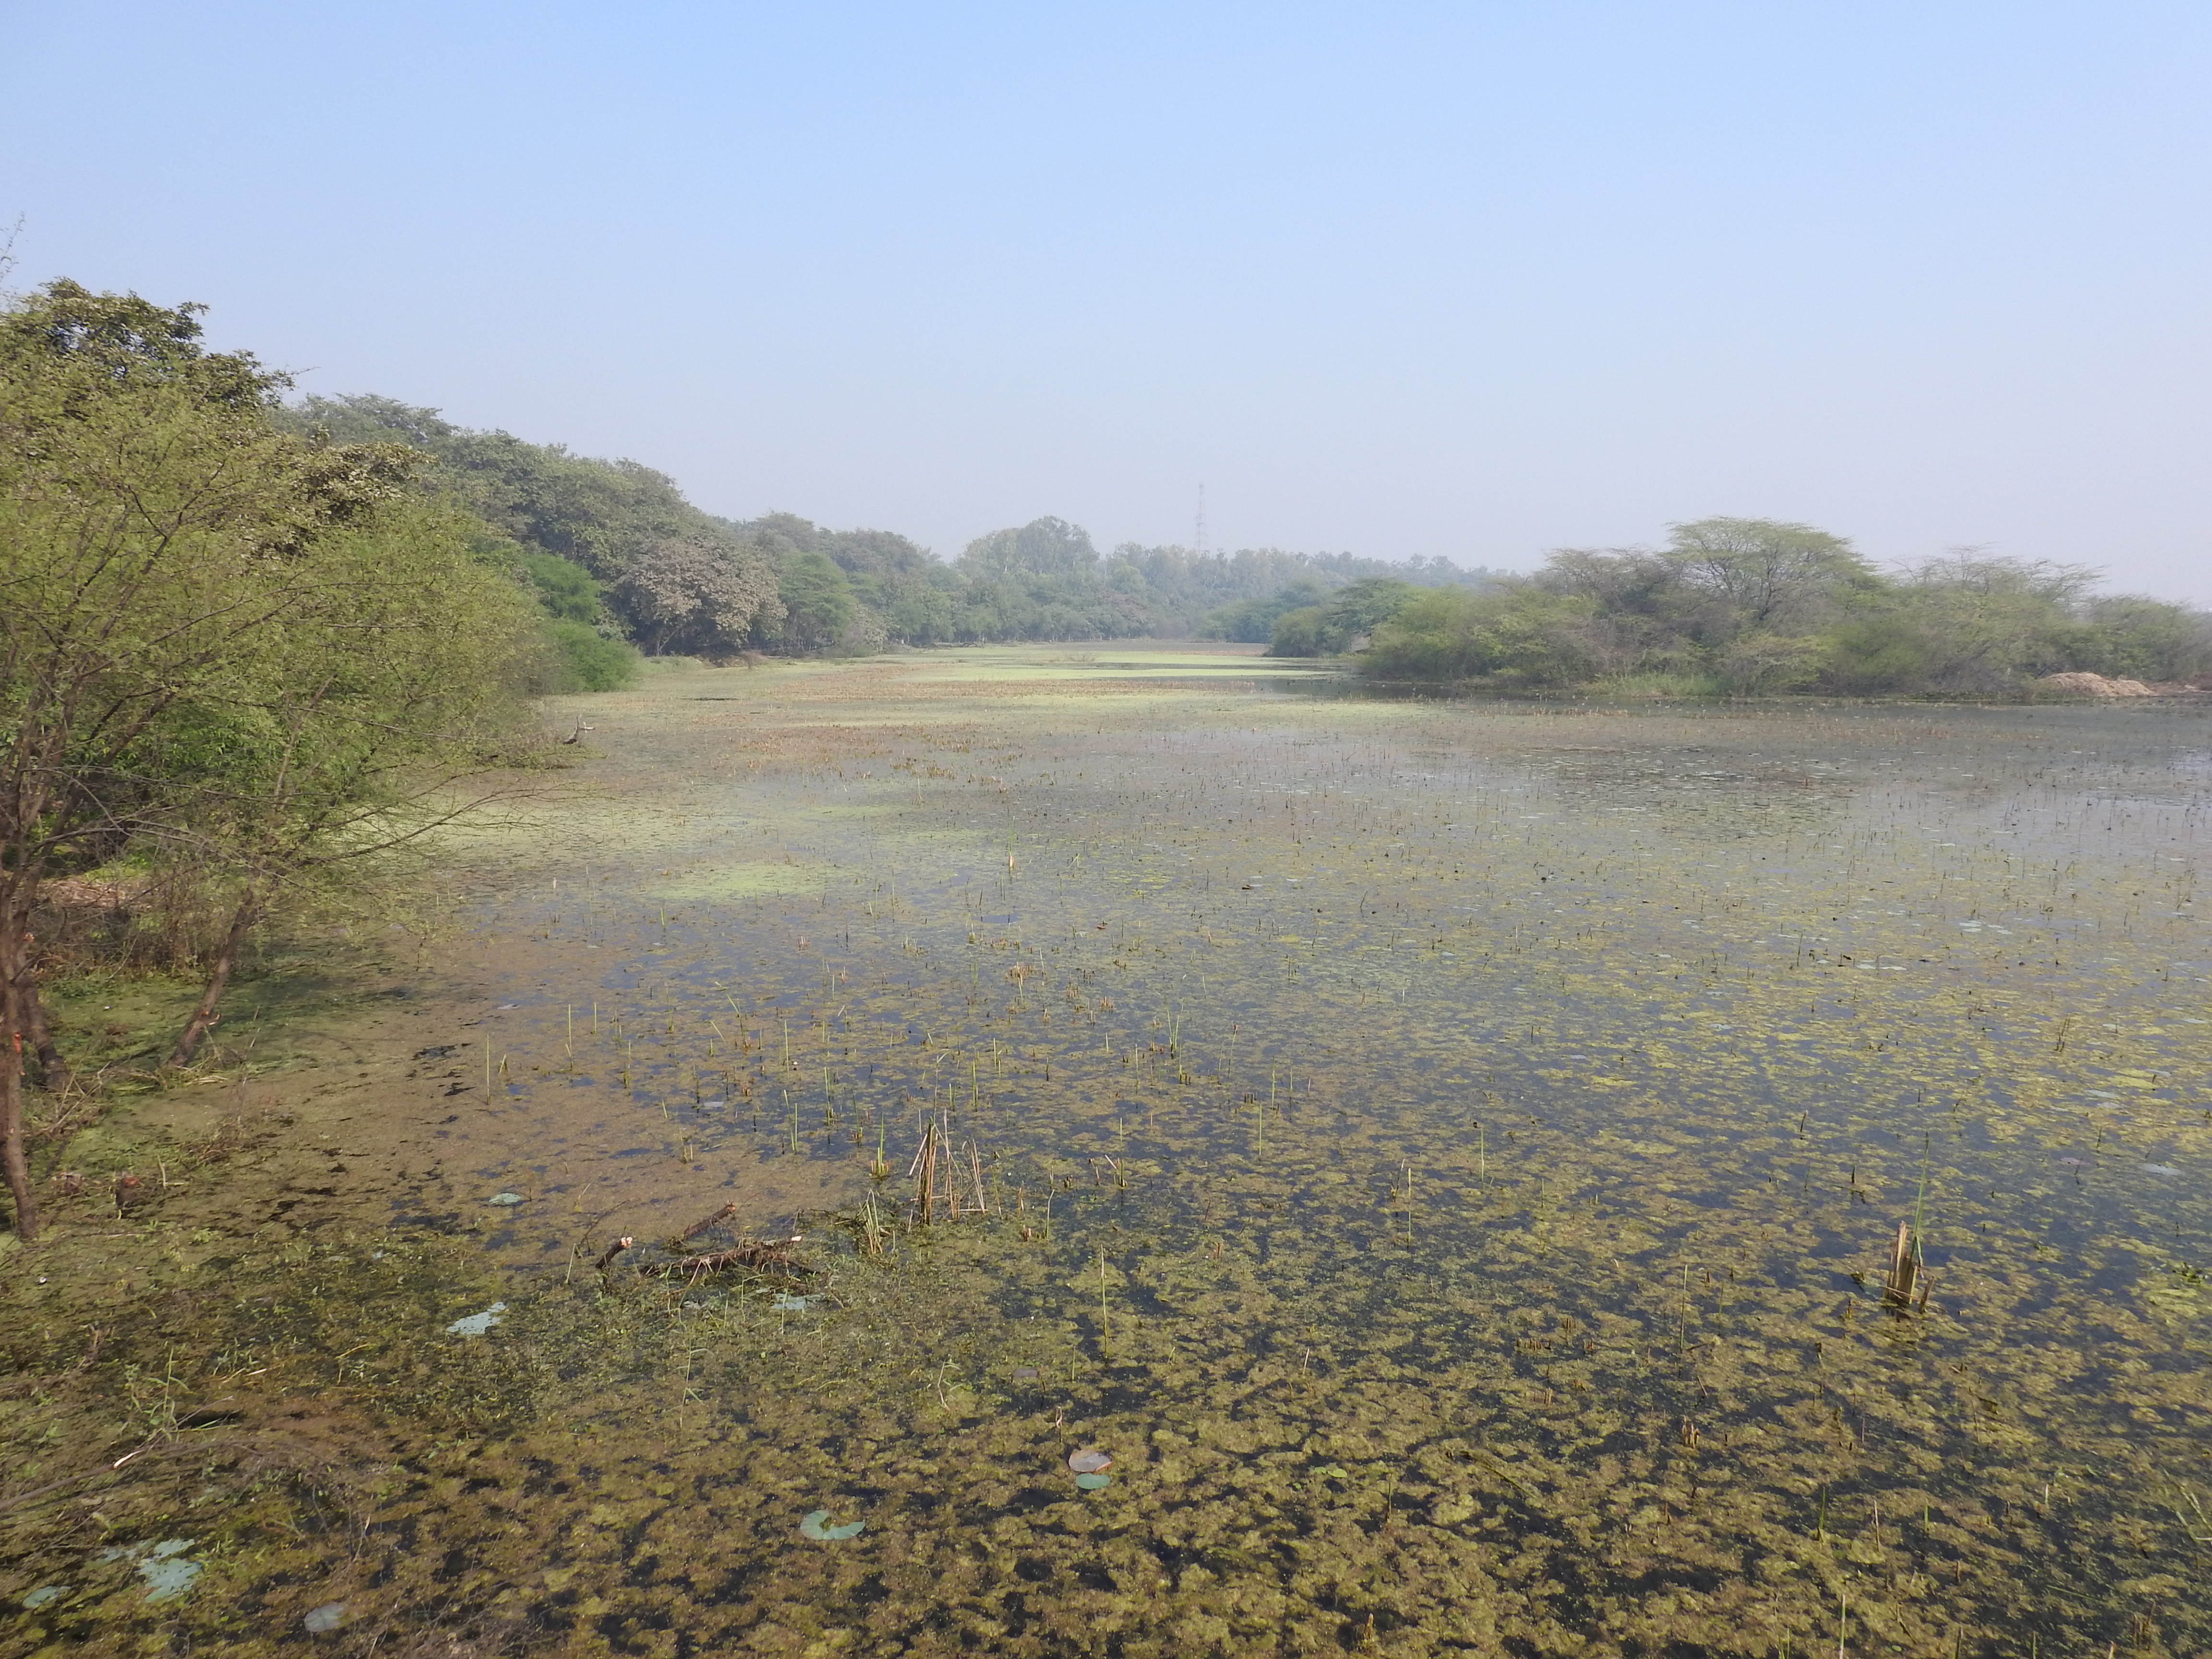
1822 614 1935 693
1362 588 1598 685
1267 606 1332 656
544 620 638 691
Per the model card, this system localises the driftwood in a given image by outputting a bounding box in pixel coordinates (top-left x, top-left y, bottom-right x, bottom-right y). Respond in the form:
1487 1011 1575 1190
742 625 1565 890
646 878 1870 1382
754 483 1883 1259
593 1236 635 1274
635 1234 809 1281
594 1202 813 1285
666 1202 736 1248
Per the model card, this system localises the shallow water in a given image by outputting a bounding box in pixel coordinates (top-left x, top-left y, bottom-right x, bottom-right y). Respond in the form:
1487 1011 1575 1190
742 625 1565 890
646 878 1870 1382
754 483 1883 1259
13 654 2212 1655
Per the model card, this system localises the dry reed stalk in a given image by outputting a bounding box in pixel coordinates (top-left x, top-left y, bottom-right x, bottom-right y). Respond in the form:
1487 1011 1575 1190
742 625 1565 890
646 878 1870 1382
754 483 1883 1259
1883 1219 1930 1309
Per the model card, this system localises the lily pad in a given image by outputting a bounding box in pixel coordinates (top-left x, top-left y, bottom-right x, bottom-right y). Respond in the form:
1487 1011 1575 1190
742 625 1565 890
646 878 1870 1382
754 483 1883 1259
1074 1472 1112 1491
799 1509 865 1540
1068 1448 1111 1474
445 1302 507 1336
133 1541 201 1603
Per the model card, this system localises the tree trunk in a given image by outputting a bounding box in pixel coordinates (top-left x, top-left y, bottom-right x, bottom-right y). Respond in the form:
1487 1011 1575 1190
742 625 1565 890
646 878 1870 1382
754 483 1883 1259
0 971 38 1242
27 990 71 1095
169 894 258 1068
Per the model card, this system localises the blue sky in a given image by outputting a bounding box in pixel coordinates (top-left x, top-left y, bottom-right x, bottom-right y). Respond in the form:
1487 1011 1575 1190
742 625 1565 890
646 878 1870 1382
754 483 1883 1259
4 1 2208 595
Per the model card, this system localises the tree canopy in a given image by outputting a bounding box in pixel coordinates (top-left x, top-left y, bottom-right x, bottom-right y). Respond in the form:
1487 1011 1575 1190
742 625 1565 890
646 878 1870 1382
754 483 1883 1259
1 283 546 1238
1355 521 2212 695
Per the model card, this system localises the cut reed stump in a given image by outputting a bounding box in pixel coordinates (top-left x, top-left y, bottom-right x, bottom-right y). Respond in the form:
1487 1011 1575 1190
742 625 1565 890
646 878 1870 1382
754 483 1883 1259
1883 1220 1931 1311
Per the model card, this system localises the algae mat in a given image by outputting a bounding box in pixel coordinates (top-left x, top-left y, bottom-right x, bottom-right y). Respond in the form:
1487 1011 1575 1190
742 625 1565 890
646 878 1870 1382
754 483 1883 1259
5 651 2211 1657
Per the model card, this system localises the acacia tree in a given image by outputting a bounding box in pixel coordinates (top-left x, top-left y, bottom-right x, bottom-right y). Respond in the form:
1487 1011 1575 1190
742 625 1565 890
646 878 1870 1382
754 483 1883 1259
0 281 419 1239
1666 517 1873 631
155 493 544 1065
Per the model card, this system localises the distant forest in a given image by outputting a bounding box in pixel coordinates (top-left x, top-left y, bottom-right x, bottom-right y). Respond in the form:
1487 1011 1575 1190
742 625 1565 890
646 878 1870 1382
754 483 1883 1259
283 396 1500 688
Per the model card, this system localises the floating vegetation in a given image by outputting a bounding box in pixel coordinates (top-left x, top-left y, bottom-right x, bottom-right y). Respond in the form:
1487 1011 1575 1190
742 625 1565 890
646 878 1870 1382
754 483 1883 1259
96 1539 202 1603
10 653 2209 1653
443 1301 507 1335
797 1510 866 1541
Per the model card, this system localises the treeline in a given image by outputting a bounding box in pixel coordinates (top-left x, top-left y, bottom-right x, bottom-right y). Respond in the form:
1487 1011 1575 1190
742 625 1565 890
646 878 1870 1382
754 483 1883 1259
1 284 555 1238
1307 518 2212 697
288 395 1498 674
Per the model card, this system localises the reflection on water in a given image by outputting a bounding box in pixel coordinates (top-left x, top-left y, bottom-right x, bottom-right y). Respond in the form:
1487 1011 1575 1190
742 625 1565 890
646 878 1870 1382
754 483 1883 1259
19 659 2212 1654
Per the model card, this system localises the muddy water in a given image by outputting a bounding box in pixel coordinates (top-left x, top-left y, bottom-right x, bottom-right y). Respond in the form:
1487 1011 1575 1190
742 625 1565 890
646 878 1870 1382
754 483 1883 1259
8 650 2212 1657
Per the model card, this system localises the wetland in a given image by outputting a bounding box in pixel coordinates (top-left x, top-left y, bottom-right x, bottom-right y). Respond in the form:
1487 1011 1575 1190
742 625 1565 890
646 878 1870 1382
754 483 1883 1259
5 646 2210 1657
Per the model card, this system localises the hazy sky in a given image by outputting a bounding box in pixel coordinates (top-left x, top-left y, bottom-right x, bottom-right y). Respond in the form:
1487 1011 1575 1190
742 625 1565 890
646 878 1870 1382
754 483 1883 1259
5 1 2208 595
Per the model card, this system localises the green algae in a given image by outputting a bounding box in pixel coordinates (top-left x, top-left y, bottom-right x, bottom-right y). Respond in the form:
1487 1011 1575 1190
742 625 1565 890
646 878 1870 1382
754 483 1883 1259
8 656 2210 1655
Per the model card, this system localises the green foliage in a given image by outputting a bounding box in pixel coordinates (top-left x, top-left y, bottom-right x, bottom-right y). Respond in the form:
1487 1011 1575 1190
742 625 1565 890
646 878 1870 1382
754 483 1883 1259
1266 577 1421 656
2065 594 2212 682
1665 517 1875 630
1197 579 1327 642
282 395 781 656
1357 531 2209 697
543 621 639 692
1 283 549 1230
521 552 603 624
287 402 1506 652
1362 588 1599 685
1266 606 1332 657
765 550 858 651
959 517 1098 578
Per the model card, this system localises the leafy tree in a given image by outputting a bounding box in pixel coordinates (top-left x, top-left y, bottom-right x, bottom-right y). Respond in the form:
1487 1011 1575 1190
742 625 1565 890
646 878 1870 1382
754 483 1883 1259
521 551 602 623
156 494 546 1064
615 534 784 658
1324 577 1419 642
960 517 1098 578
765 550 858 651
1200 579 1327 642
1667 517 1874 630
1266 606 1332 657
2065 594 2212 682
0 282 469 1238
285 395 781 654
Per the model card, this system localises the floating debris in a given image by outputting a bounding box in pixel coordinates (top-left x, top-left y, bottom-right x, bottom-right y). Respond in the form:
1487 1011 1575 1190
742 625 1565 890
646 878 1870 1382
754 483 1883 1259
21 1585 65 1610
1011 1366 1040 1380
303 1602 346 1634
769 1292 823 1312
445 1302 507 1336
1068 1448 1111 1474
798 1510 865 1541
2145 1163 2183 1176
487 1192 526 1206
